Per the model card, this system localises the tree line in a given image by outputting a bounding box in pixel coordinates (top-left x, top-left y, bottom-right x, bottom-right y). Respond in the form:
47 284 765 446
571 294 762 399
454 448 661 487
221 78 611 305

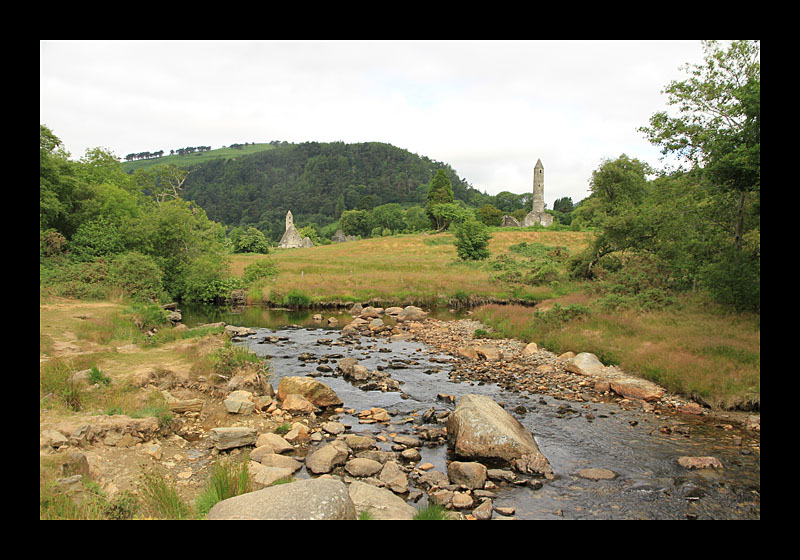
124 145 213 161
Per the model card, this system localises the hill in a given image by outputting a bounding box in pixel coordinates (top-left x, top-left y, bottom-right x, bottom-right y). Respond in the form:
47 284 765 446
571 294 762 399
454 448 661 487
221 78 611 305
128 141 483 240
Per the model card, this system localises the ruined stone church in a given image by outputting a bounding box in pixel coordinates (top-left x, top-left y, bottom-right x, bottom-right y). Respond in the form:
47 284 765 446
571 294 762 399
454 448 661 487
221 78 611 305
278 210 314 248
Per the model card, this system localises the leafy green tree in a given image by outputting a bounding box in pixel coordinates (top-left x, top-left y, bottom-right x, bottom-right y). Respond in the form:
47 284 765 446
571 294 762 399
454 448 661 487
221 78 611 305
40 125 85 237
425 169 455 229
493 191 524 213
476 203 503 226
235 227 270 254
403 206 429 232
69 217 126 261
371 203 406 233
589 154 652 214
640 39 759 252
297 224 323 245
338 209 372 238
453 219 492 260
122 199 228 300
108 251 165 302
553 197 574 213
638 40 759 310
427 203 472 232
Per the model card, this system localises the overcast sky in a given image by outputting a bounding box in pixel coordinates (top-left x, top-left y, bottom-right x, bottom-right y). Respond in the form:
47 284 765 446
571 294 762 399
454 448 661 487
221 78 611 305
40 39 708 205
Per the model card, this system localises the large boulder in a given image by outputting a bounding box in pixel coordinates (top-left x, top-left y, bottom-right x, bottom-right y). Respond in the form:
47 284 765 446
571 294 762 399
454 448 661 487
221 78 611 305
207 478 356 520
396 306 428 322
276 376 342 408
348 481 418 520
446 394 552 477
565 352 606 376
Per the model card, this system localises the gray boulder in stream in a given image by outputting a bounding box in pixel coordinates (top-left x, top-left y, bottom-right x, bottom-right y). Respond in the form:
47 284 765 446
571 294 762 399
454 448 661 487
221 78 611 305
446 394 553 478
207 478 356 520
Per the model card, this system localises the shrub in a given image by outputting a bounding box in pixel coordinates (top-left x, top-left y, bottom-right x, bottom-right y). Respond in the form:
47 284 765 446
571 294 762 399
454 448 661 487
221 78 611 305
69 217 125 262
453 219 491 261
138 465 191 519
124 302 170 332
235 227 270 254
700 246 760 313
243 259 279 284
108 251 165 302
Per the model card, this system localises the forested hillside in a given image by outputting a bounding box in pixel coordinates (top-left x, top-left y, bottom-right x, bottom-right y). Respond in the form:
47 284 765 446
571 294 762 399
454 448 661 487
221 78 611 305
177 141 483 239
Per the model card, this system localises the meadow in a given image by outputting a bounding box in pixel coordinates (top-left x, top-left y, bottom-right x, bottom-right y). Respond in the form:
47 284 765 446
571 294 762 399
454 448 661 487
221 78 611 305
232 229 594 307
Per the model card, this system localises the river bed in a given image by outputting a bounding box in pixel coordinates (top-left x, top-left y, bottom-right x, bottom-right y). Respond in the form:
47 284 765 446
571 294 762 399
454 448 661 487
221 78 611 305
183 305 760 520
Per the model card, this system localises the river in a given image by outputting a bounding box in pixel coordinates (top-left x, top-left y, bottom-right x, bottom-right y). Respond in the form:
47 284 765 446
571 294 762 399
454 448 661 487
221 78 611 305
181 303 761 520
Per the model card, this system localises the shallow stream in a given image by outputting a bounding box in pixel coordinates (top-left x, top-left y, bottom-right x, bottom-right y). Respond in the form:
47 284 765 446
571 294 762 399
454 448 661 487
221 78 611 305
182 305 760 520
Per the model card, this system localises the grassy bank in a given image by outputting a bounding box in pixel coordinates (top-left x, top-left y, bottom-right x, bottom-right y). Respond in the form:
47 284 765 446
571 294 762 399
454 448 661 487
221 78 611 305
472 294 760 410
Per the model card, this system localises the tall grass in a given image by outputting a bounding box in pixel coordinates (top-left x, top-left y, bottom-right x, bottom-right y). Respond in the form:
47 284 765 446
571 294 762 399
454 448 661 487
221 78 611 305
194 455 252 517
138 465 192 520
473 292 760 409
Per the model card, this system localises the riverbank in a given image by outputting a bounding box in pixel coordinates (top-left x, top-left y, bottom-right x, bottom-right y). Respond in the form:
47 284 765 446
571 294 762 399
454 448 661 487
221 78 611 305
39 300 759 519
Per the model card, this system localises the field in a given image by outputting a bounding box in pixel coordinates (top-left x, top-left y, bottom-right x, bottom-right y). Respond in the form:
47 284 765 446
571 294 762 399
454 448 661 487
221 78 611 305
231 229 594 306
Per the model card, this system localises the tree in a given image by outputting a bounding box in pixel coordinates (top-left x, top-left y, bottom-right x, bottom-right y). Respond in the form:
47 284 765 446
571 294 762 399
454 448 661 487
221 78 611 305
639 40 760 252
553 197 574 213
404 206 429 232
425 169 454 229
338 209 372 238
235 227 270 254
372 203 406 233
476 203 503 226
453 219 492 261
427 203 472 232
589 154 652 214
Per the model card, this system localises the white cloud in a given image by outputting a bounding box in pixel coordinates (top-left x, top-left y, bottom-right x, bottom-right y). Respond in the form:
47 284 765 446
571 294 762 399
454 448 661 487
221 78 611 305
40 39 707 204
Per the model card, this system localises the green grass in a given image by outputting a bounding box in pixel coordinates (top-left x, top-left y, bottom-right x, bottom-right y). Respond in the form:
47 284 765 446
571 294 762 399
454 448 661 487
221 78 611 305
120 143 276 172
194 455 252 518
414 502 451 520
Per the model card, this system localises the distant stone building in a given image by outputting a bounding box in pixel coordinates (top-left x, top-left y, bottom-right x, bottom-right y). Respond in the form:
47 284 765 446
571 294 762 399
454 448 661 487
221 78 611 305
331 229 357 243
278 210 314 248
501 215 521 227
522 159 553 227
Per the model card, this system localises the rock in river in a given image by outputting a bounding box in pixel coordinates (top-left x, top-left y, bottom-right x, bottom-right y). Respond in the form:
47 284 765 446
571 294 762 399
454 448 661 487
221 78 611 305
446 394 553 478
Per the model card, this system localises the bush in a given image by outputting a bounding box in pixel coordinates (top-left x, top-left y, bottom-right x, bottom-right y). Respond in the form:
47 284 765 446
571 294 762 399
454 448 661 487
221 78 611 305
243 259 279 284
453 219 491 261
700 246 760 313
69 217 125 262
108 251 165 302
194 455 252 518
234 227 270 254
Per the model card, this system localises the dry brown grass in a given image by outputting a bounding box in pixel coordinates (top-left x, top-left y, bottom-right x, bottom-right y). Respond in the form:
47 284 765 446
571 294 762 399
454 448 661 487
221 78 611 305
474 292 760 409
